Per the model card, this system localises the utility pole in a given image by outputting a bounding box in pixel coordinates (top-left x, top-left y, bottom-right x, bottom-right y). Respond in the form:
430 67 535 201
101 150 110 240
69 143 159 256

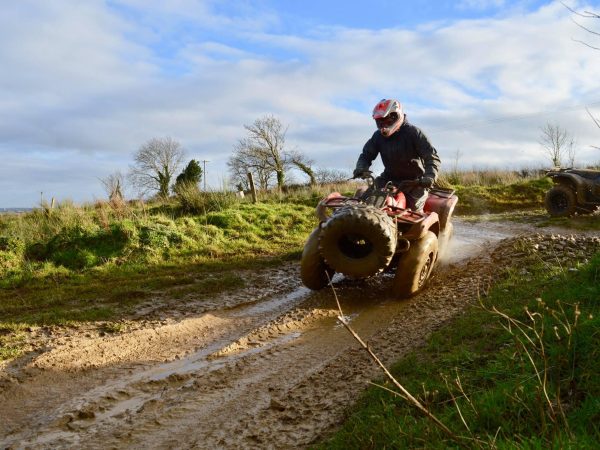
201 160 210 191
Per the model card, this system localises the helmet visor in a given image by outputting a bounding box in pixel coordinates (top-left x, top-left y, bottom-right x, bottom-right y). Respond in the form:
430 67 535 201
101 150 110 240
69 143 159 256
375 113 398 129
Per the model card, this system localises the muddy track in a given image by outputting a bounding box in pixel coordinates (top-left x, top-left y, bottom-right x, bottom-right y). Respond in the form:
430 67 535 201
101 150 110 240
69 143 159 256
0 219 591 449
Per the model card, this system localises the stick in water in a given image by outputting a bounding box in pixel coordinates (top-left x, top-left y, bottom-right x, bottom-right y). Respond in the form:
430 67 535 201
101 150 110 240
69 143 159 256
325 271 459 441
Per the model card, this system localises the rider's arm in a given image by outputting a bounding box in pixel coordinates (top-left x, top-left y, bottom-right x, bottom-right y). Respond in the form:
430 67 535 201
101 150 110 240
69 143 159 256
354 133 380 174
414 128 441 181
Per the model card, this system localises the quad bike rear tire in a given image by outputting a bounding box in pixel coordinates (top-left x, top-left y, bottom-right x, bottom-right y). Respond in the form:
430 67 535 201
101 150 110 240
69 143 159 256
545 185 577 217
391 231 438 298
300 227 334 290
319 204 397 278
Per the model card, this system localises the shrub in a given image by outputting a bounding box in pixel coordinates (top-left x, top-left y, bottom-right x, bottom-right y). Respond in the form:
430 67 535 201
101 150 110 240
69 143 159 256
138 223 188 250
176 184 239 214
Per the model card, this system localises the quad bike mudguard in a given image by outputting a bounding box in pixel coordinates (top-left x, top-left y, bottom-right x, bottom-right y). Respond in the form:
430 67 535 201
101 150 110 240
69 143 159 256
424 188 458 232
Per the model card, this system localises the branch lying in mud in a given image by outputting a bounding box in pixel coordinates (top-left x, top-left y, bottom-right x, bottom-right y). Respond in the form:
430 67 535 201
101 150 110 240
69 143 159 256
325 273 461 443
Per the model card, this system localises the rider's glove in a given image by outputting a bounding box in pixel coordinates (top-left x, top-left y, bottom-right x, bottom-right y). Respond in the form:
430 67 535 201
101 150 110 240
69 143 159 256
419 176 435 188
353 168 371 179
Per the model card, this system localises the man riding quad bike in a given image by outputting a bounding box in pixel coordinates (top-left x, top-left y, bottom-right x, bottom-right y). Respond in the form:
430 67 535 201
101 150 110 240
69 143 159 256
300 172 457 297
300 98 457 297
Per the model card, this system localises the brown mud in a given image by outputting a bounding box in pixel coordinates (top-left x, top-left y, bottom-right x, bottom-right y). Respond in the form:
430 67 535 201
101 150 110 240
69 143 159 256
0 219 596 449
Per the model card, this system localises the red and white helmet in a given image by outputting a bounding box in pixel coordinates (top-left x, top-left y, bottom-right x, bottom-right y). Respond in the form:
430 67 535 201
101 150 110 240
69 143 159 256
372 98 404 137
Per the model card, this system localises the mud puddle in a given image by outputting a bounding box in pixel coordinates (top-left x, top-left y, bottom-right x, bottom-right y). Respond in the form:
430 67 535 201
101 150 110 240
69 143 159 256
0 219 528 449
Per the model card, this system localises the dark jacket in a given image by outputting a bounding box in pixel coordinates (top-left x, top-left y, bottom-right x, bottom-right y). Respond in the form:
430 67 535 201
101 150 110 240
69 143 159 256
355 119 441 182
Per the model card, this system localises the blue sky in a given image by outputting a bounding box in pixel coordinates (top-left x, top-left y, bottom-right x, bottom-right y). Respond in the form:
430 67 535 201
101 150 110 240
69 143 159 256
1 0 599 207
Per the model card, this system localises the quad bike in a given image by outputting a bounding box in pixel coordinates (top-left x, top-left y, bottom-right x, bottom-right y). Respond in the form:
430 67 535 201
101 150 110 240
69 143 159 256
300 173 458 298
544 168 600 217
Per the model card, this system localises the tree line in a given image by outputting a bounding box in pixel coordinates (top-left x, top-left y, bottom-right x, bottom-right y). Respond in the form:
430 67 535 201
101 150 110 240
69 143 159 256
101 115 349 201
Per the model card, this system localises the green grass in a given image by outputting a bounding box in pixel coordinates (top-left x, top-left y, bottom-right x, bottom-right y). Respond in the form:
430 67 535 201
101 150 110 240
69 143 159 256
320 252 600 449
451 177 553 215
537 213 600 231
0 202 316 288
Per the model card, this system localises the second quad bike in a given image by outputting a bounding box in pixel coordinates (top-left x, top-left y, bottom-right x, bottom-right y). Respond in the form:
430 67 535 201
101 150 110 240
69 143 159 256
300 173 458 298
545 168 600 217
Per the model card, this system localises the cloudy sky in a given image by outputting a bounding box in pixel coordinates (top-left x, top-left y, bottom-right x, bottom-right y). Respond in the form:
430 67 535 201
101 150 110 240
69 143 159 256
1 0 599 207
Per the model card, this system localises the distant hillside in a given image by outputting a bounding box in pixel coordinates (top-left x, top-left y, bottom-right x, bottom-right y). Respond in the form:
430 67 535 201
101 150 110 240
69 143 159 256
0 208 33 214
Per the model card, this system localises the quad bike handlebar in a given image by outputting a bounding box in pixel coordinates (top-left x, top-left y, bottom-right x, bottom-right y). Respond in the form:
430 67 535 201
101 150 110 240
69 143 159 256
352 171 430 191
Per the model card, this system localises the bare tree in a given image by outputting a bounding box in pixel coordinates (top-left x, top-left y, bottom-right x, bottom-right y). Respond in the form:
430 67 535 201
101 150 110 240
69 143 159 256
129 137 185 198
539 123 576 167
229 115 290 190
100 171 126 201
315 168 351 184
227 150 274 190
562 2 600 50
567 138 578 167
227 157 250 191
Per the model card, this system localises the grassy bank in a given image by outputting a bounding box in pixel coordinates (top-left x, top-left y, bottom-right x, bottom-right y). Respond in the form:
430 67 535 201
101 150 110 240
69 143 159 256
0 201 316 287
321 247 600 448
0 201 316 327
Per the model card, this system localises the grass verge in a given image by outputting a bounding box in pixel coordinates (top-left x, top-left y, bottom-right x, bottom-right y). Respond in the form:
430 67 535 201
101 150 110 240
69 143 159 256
320 250 600 448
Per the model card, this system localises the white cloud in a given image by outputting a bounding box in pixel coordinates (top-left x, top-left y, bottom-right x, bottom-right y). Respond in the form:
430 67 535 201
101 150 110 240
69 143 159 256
1 1 599 206
458 0 507 10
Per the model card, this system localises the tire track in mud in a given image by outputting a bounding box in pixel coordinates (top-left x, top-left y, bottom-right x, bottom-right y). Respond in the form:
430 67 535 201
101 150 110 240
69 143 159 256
0 220 542 449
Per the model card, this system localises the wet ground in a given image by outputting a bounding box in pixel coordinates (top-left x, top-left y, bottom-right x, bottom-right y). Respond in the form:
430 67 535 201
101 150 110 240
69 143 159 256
0 219 575 449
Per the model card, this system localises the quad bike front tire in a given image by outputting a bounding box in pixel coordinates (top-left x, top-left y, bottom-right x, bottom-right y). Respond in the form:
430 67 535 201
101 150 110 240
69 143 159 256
300 227 334 290
319 205 397 278
545 185 577 217
391 231 438 298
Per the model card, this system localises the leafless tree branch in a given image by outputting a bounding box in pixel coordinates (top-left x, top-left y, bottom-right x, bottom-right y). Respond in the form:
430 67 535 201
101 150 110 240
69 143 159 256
571 38 600 50
570 18 600 37
586 107 600 129
561 2 600 19
562 2 600 49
